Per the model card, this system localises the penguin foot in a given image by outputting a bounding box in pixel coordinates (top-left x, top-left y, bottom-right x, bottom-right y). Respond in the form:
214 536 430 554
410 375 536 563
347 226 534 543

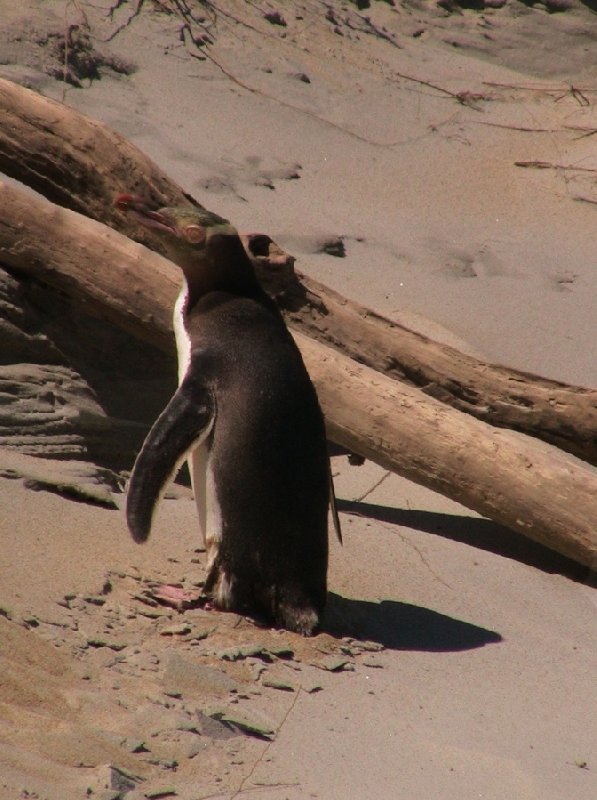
204 562 323 636
276 603 321 637
148 583 204 611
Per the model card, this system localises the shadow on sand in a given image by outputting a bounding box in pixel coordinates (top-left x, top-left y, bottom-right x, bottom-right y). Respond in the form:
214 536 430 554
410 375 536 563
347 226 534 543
321 496 592 652
324 592 502 652
337 499 591 583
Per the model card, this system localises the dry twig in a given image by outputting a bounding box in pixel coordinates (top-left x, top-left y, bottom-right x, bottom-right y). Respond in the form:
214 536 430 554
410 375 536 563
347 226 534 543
104 0 145 41
514 160 597 173
229 688 304 799
564 125 597 139
483 80 597 94
474 121 561 133
574 195 597 206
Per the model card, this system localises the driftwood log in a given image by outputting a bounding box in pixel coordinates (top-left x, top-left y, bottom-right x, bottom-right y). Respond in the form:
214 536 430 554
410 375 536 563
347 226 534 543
1 77 597 467
1 179 596 570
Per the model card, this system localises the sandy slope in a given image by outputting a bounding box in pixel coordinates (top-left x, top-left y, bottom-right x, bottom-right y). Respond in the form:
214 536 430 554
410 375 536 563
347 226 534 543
0 1 596 798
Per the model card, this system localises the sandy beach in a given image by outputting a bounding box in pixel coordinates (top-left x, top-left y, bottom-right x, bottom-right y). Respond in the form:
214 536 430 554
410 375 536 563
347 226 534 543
1 1 596 798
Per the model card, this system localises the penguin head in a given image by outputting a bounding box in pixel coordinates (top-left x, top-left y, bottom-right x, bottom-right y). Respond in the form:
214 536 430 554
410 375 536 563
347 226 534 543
115 194 260 294
115 194 236 258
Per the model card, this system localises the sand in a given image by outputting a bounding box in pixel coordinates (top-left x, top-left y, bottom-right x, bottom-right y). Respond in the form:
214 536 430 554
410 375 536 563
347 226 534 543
0 1 596 798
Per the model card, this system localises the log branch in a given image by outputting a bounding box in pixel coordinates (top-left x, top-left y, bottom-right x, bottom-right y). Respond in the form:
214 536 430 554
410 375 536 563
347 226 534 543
1 179 596 570
277 271 597 466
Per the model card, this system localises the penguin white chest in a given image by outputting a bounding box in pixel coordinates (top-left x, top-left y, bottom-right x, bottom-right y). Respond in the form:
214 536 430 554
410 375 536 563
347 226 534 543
173 280 223 560
173 282 192 384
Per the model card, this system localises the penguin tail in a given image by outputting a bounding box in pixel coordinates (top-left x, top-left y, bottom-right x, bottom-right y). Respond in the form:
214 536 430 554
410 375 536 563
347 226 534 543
328 461 343 545
126 376 215 543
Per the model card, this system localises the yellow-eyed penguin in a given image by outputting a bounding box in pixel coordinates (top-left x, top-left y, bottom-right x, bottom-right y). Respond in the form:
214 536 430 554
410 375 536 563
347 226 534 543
115 195 329 635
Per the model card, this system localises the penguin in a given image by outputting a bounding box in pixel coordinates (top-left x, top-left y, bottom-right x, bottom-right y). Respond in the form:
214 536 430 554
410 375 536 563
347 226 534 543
115 195 330 635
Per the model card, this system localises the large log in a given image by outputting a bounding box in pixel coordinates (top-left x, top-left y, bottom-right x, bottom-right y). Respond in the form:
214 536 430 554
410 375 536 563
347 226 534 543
0 179 596 570
0 182 178 353
0 77 188 240
1 76 596 466
280 273 597 466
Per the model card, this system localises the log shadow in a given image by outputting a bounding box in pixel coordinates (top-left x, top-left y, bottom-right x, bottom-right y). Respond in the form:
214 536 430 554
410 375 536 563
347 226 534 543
324 592 502 652
338 499 591 583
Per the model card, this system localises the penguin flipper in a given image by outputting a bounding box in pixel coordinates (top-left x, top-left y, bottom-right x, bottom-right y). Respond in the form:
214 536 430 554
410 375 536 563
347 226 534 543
127 375 215 543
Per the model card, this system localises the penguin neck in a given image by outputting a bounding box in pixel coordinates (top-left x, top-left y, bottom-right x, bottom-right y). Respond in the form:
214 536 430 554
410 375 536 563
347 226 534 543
177 232 261 315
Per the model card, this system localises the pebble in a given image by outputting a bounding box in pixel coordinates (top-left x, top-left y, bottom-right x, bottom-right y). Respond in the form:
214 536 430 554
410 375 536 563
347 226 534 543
123 739 149 753
194 711 239 741
303 681 323 694
108 765 143 792
361 656 384 669
318 236 346 258
282 660 302 672
264 10 287 26
84 595 106 606
219 643 294 662
163 655 238 696
267 644 294 659
133 593 159 607
262 679 295 692
314 656 355 672
86 638 126 651
137 609 164 619
188 628 212 643
352 639 385 653
145 787 177 798
159 623 191 636
210 710 275 740
219 644 272 662
147 758 178 770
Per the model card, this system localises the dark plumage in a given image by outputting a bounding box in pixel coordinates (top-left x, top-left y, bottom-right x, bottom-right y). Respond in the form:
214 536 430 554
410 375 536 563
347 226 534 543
116 195 329 635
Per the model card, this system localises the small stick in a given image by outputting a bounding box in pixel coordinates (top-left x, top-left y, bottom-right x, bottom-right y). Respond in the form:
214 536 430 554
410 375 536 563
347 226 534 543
514 160 597 173
474 121 561 133
483 80 597 93
103 0 145 42
574 195 597 206
564 125 597 139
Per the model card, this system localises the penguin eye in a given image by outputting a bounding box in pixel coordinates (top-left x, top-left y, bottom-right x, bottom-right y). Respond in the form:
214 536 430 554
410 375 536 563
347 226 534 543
183 224 205 244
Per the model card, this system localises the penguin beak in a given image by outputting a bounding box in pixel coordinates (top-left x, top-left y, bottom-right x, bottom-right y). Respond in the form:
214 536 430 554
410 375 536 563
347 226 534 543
114 194 176 234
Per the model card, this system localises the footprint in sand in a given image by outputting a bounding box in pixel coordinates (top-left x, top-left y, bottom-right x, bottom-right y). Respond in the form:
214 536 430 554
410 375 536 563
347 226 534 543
549 270 578 292
196 156 302 200
440 241 510 279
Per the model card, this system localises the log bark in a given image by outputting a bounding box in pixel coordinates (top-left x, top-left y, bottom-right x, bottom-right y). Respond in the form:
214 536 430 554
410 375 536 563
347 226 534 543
0 182 179 354
298 329 597 570
279 273 597 466
1 179 596 570
1 76 596 466
0 77 188 242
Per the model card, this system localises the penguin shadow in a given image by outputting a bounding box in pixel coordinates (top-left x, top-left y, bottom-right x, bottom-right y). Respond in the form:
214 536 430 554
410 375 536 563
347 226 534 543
321 497 592 652
323 593 502 653
337 499 591 584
